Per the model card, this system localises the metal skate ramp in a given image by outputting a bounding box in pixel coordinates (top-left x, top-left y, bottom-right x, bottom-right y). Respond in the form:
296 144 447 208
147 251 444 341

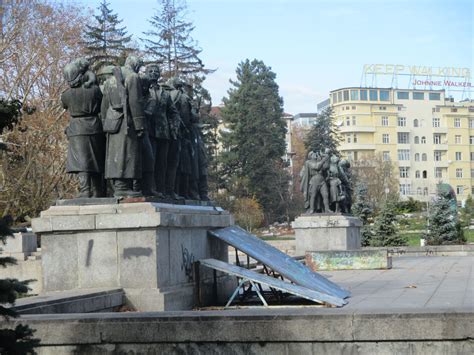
208 225 350 300
200 258 346 307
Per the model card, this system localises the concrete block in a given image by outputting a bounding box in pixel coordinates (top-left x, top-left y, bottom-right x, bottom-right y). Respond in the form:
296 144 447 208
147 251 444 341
293 214 362 254
42 233 78 291
40 205 80 216
50 215 96 231
78 205 118 215
155 229 171 288
118 230 157 288
1 232 37 254
77 231 119 288
96 212 161 229
31 217 52 233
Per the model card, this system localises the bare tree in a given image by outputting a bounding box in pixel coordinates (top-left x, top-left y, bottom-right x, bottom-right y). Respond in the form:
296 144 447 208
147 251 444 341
0 1 88 221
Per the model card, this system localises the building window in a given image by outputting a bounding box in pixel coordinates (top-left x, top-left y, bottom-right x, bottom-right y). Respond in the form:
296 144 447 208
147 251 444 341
433 118 440 127
423 187 428 196
422 153 427 161
413 92 424 100
397 91 409 100
456 169 463 178
414 136 420 144
400 184 411 196
471 169 474 178
455 152 462 161
455 135 462 144
338 91 342 102
398 117 406 127
435 168 442 178
471 152 474 161
398 149 410 160
346 134 351 143
360 89 367 100
350 90 358 100
379 106 386 110
346 117 350 126
429 93 441 100
343 90 349 101
415 170 420 178
457 186 464 195
352 106 356 110
451 108 458 113
369 90 378 101
346 106 350 110
333 93 338 103
400 167 409 178
417 187 422 195
383 151 390 161
397 132 409 144
413 119 419 127
423 170 427 179
470 119 474 128
382 134 390 144
454 118 461 128
353 134 358 143
352 116 356 125
381 116 389 126
470 136 474 145
415 153 420 161
433 134 442 144
434 151 442 161
380 90 390 101
421 136 426 144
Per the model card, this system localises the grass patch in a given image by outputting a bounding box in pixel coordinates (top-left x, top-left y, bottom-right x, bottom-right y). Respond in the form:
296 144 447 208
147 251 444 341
400 232 423 246
463 229 474 243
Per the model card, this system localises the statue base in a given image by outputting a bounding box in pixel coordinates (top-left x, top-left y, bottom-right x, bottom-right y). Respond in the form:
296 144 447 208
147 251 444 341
292 214 362 255
32 202 234 311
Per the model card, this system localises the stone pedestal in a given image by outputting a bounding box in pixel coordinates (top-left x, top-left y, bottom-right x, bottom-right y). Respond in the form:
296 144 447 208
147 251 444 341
32 202 235 311
292 214 362 255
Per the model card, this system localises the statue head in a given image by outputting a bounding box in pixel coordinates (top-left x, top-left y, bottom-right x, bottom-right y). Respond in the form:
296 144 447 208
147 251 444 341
339 159 350 169
63 60 84 88
125 55 144 73
145 64 161 82
139 73 152 93
167 76 183 90
330 155 339 164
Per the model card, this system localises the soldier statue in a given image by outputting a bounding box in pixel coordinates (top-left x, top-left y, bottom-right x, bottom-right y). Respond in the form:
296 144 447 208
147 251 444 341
101 55 145 198
143 64 180 198
61 58 105 198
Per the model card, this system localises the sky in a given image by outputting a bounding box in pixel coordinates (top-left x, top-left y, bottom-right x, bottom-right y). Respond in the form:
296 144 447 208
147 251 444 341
79 0 473 114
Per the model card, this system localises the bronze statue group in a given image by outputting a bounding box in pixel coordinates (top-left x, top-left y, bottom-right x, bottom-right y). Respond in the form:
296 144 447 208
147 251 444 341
61 56 209 200
300 149 352 214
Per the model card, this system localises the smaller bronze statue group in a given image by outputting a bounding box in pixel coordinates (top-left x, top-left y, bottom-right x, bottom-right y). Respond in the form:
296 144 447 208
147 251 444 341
300 149 352 214
61 56 209 200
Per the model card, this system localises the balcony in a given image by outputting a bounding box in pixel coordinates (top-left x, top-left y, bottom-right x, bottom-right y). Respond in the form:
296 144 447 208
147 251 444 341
432 127 448 134
434 160 449 168
339 126 376 133
433 144 448 151
339 143 376 151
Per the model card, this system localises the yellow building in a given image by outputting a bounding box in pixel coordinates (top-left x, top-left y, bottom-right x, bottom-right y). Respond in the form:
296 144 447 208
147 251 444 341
330 87 474 203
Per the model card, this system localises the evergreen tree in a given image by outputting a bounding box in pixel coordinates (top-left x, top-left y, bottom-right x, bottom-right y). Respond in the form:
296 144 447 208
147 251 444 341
352 182 374 246
0 99 22 135
370 199 406 247
141 0 215 83
304 106 341 155
0 216 39 353
219 59 289 222
424 189 466 245
460 195 474 228
83 0 132 70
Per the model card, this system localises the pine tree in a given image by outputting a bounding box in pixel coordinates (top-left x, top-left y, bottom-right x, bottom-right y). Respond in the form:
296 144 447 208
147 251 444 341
83 0 132 70
370 199 406 247
352 182 374 246
141 0 215 83
219 59 289 222
304 106 341 155
0 216 39 353
460 195 474 228
424 190 466 245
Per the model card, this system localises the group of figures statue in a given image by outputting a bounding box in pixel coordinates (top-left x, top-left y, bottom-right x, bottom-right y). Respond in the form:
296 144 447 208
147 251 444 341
61 56 209 200
300 149 352 214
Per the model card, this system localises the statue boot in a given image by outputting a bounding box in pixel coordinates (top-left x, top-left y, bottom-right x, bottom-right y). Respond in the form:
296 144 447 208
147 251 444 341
77 172 91 198
166 168 184 200
90 174 103 198
189 179 200 200
199 175 210 201
141 172 159 197
114 179 142 198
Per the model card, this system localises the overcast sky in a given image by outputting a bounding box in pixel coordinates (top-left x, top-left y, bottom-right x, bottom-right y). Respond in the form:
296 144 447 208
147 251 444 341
79 0 473 114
